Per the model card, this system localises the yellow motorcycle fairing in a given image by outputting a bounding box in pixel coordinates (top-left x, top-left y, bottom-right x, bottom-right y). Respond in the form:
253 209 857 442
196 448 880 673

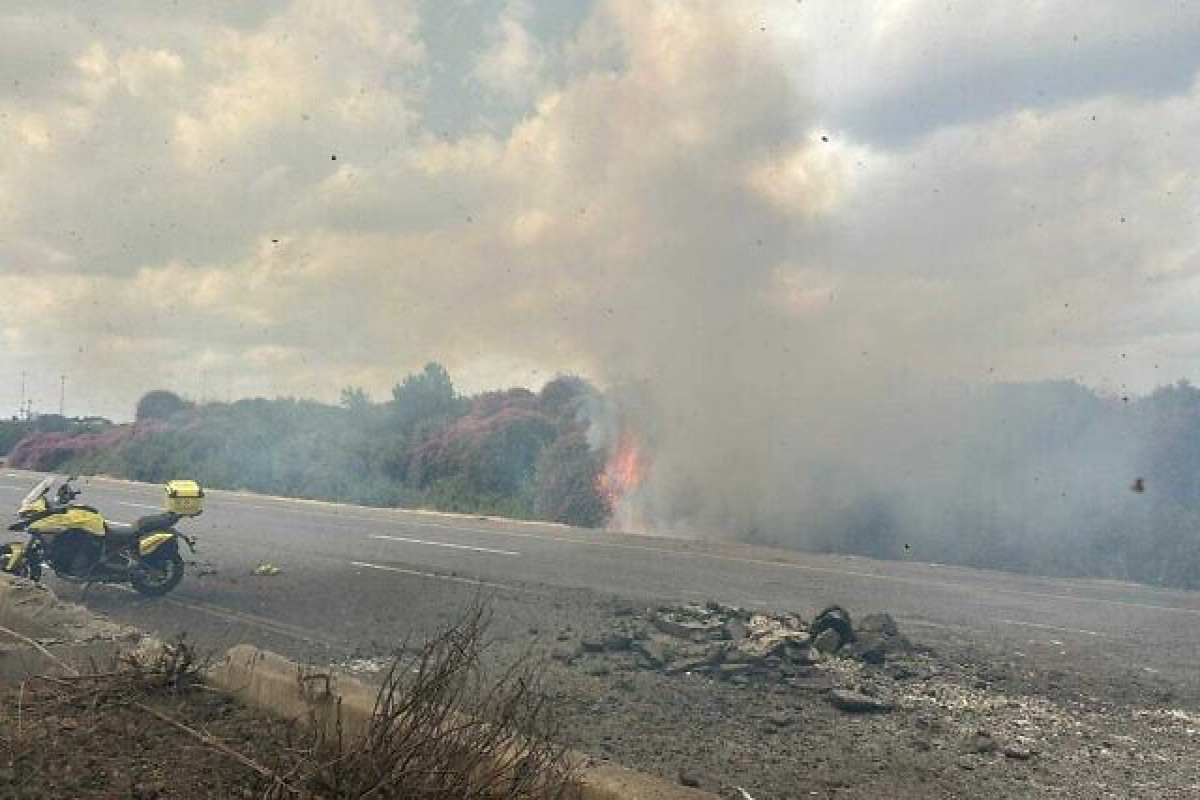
139 532 177 556
3 543 25 571
29 508 105 536
19 497 47 515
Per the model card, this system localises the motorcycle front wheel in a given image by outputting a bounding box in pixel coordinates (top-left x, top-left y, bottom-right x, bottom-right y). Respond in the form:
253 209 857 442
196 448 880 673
130 550 184 597
0 543 42 582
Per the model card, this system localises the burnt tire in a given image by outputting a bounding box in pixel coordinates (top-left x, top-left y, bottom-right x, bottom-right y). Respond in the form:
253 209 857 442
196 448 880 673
131 549 184 597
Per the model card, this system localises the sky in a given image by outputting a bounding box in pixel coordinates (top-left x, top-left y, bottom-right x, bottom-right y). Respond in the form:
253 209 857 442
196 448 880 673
1 0 1198 422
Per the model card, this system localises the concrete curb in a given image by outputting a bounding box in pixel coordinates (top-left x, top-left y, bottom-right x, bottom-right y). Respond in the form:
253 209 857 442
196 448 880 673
209 644 720 800
0 574 150 683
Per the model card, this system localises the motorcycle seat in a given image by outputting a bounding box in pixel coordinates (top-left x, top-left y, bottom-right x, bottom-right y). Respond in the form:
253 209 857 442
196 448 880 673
104 520 139 540
104 514 176 540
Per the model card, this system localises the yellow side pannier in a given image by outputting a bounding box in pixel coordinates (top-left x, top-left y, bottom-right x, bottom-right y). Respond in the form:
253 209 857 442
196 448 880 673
165 480 204 517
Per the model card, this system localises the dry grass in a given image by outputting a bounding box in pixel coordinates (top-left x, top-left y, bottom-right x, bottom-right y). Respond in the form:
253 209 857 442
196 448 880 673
309 603 576 799
1 608 575 799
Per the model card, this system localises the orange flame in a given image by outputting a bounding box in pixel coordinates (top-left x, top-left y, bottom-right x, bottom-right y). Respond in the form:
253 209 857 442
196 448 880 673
599 425 649 532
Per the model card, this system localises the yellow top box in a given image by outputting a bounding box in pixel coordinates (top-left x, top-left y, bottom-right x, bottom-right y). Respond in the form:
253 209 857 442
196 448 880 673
165 480 204 516
166 480 203 498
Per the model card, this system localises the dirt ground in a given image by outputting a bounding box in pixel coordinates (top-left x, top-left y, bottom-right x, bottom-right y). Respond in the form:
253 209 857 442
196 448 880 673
0 677 298 799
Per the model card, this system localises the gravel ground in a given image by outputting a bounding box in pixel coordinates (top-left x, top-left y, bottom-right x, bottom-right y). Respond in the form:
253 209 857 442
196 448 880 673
63 566 1200 800
0 676 299 799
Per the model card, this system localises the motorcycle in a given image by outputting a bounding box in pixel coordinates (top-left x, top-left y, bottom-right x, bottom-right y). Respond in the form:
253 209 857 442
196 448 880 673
1 475 203 597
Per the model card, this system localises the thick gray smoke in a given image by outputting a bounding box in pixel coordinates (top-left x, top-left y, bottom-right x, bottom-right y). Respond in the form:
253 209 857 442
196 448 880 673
562 4 1160 569
2 0 1195 578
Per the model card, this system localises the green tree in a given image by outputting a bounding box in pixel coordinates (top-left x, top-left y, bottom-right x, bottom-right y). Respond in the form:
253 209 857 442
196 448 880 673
389 363 463 435
339 386 371 413
136 389 192 421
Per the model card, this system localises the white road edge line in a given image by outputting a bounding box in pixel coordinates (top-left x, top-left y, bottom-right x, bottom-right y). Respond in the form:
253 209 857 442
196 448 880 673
208 498 557 541
369 534 519 557
119 501 162 510
350 560 524 591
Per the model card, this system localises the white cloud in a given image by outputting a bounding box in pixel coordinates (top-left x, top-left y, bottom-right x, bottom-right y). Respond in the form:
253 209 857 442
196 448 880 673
0 0 1196 439
473 0 547 101
770 0 1200 141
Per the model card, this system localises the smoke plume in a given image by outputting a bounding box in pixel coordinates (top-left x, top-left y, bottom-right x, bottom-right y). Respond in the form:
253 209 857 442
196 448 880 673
3 1 1199 574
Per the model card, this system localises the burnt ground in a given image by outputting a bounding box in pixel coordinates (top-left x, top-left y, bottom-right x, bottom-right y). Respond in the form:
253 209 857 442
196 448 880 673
63 566 1200 800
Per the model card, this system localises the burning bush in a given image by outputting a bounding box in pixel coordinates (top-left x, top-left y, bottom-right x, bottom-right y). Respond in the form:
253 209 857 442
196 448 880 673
595 423 649 532
537 375 590 419
533 431 610 527
409 399 556 515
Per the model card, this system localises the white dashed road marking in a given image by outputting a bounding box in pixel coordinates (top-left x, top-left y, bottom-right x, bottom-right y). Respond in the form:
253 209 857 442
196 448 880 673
369 534 519 557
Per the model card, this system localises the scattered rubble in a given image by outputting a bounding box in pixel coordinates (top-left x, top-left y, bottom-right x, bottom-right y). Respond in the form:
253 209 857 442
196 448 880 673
827 688 893 713
337 656 390 674
962 728 1001 754
1003 741 1037 760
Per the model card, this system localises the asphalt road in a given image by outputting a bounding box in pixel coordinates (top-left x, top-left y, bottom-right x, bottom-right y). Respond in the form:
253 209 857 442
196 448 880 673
2 468 1198 693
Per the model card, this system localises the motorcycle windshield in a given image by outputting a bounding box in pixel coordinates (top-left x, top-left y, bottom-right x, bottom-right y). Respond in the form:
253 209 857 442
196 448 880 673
21 477 56 507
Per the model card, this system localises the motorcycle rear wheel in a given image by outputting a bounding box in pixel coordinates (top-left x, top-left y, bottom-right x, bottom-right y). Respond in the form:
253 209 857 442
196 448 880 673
130 550 184 597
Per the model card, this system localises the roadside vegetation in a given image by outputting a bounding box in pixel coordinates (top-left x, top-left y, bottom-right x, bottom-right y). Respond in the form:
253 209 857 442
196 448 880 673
0 414 113 459
5 364 609 528
9 370 1200 589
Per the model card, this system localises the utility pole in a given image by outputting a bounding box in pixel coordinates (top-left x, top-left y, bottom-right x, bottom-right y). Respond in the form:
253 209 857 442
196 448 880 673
60 374 66 417
19 371 26 420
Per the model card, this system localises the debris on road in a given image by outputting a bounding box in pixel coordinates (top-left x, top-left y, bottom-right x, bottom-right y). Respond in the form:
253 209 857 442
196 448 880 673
556 601 913 696
1002 741 1037 760
251 562 281 576
811 605 854 642
188 559 220 578
338 656 390 674
962 728 1001 754
827 688 893 713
